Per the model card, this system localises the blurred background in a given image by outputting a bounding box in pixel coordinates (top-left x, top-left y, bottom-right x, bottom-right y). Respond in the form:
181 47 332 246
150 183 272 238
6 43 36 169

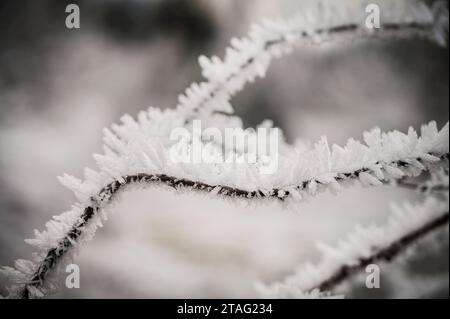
0 0 448 298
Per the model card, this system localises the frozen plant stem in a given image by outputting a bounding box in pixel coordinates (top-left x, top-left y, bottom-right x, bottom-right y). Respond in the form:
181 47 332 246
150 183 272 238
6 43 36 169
259 195 450 297
396 180 449 193
18 153 449 298
317 212 449 292
179 1 448 120
185 22 434 122
1 1 448 299
184 22 434 121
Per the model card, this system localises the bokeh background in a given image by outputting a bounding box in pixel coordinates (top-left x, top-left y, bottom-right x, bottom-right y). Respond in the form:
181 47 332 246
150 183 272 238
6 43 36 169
0 0 448 298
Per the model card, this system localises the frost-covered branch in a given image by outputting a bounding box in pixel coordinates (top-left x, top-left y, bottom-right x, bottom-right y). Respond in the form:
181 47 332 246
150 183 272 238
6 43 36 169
257 195 450 298
397 168 449 194
397 179 448 194
1 1 448 299
1 118 448 298
178 1 448 122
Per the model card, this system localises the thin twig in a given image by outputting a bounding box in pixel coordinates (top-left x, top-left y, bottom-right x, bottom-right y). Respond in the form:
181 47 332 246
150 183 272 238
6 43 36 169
317 212 449 292
183 21 434 122
396 180 449 193
19 153 448 298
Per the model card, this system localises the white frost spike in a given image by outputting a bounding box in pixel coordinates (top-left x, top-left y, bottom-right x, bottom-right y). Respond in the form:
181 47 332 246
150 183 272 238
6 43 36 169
103 128 127 155
27 286 44 298
419 153 441 163
369 165 385 180
277 190 286 199
289 188 303 202
363 127 382 149
210 186 222 196
14 260 35 276
405 159 427 171
308 180 318 195
83 167 101 185
58 174 82 194
0 267 27 283
359 172 382 187
384 165 405 179
316 242 342 261
328 178 342 195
